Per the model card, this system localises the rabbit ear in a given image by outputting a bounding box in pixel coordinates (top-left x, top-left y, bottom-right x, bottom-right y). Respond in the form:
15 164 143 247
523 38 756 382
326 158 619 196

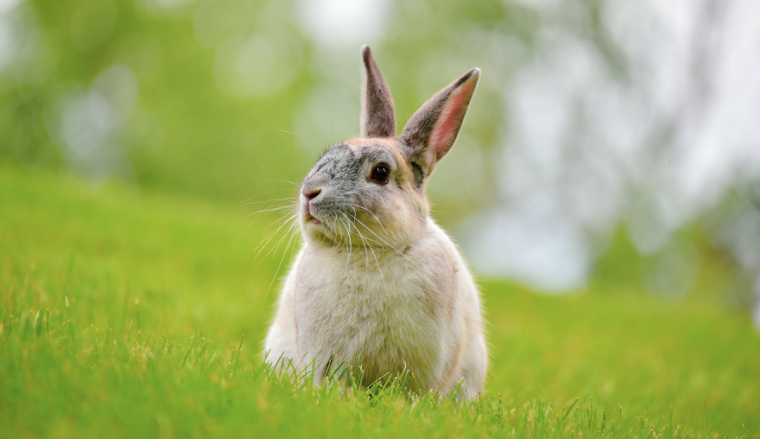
360 45 396 138
400 68 480 173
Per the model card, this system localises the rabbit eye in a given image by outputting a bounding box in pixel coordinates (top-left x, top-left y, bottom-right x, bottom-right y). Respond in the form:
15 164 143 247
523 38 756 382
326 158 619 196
370 164 390 185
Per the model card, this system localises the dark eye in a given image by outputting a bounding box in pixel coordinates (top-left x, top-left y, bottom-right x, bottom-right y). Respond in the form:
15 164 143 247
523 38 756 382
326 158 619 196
369 164 390 185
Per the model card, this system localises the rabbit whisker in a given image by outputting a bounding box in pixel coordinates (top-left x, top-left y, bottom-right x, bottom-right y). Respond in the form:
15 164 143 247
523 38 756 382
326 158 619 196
339 202 392 236
342 215 354 267
338 214 353 270
241 193 295 205
243 195 297 205
247 205 297 219
365 239 386 289
349 213 387 289
270 216 295 260
350 215 407 258
263 219 300 305
252 213 298 262
265 179 301 188
264 215 298 261
352 213 372 269
276 129 323 151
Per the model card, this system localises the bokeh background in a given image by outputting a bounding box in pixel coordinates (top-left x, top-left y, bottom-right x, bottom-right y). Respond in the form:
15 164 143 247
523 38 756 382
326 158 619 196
2 0 760 325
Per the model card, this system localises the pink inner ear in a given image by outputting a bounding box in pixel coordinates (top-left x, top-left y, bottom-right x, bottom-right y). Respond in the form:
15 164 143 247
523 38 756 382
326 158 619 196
430 81 475 160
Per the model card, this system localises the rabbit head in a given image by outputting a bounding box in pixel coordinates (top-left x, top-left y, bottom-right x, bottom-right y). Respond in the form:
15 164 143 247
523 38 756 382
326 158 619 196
300 46 480 252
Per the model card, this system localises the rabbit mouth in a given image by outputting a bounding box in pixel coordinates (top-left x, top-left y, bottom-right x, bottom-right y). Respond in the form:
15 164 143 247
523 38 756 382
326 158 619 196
305 214 322 226
304 202 394 249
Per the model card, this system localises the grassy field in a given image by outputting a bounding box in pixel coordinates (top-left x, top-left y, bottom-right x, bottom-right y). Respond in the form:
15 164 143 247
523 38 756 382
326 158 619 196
1 162 759 438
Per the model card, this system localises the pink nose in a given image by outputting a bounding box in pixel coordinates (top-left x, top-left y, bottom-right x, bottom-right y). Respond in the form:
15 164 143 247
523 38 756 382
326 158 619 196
304 188 322 200
303 188 322 217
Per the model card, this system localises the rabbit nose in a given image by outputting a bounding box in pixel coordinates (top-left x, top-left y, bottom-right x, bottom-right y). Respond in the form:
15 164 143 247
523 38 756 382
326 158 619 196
304 188 322 200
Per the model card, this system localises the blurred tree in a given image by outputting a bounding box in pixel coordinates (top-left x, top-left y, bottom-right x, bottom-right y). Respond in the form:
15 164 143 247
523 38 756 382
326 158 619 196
1 0 758 320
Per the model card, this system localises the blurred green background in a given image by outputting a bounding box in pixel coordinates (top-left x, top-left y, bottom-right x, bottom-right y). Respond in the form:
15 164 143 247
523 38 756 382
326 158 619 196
1 0 760 436
3 0 760 310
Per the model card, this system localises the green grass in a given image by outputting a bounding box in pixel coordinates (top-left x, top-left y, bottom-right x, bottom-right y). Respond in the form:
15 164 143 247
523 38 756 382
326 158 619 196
1 163 759 438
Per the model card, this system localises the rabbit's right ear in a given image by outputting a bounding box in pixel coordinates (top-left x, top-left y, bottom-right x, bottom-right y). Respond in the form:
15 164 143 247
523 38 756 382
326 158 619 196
360 45 396 138
399 68 479 180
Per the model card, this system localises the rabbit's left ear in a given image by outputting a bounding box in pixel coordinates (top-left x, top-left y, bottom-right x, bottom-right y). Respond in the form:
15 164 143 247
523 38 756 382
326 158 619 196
360 46 396 138
400 68 480 175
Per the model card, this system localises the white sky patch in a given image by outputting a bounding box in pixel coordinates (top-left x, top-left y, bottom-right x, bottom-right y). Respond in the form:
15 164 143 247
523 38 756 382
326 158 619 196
754 274 760 331
214 33 304 99
138 0 195 11
0 0 23 15
0 0 23 73
297 0 391 51
504 0 559 10
59 65 138 178
0 17 14 72
463 0 760 294
463 194 591 292
292 83 359 152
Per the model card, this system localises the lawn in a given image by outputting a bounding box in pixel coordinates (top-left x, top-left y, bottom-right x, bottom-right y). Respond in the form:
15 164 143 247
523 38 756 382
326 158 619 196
1 163 758 438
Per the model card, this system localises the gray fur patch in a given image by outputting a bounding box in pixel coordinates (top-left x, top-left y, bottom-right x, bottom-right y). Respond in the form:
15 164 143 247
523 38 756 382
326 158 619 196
303 141 401 238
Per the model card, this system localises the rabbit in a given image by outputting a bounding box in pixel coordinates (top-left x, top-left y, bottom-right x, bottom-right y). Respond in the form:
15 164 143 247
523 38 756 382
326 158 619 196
263 45 487 399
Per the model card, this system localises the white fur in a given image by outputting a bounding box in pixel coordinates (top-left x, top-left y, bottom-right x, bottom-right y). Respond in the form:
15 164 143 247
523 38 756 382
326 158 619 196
264 219 487 398
264 46 486 398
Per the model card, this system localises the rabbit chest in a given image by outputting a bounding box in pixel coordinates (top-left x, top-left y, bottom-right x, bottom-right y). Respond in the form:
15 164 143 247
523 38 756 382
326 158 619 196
292 239 462 388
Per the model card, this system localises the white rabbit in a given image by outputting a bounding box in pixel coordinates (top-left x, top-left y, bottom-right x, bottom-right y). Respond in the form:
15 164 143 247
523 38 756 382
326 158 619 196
264 46 487 399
